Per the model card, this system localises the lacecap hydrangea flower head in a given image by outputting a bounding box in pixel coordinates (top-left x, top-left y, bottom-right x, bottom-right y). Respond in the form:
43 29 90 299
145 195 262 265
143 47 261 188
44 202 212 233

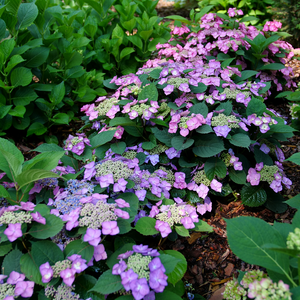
112 244 168 300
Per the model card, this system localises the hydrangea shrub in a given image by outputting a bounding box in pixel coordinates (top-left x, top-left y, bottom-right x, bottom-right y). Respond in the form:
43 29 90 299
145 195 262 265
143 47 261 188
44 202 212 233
0 8 298 300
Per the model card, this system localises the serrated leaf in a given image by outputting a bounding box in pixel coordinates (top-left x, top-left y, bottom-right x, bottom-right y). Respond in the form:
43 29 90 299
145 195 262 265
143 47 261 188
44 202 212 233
234 70 258 82
151 128 173 147
138 83 158 101
135 217 159 236
229 169 246 184
0 242 12 256
17 2 38 30
229 133 251 148
89 270 123 294
20 253 42 284
175 225 190 237
160 250 187 285
75 275 105 300
28 214 64 239
193 220 213 232
16 169 59 189
90 130 116 148
111 142 126 155
240 185 267 207
204 157 227 180
171 136 194 151
246 97 266 116
64 240 94 262
3 249 22 275
193 134 225 158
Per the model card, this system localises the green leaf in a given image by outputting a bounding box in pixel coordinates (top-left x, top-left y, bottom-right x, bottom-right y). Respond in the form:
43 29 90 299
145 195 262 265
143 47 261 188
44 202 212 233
193 134 225 158
240 185 267 207
3 249 22 275
135 217 159 236
64 240 94 262
120 47 135 60
196 124 213 134
50 81 65 105
285 194 300 210
0 148 22 180
89 270 123 294
286 91 300 101
0 105 12 119
189 102 208 118
17 2 38 30
171 136 194 151
111 142 126 155
34 143 64 153
160 250 187 285
151 128 173 147
109 117 136 127
16 169 59 189
75 275 105 300
117 219 132 234
0 242 12 256
138 83 158 101
175 225 190 237
259 63 285 71
246 97 266 116
204 157 227 180
13 87 38 106
193 220 213 232
71 37 91 48
234 70 258 83
10 67 32 87
165 15 191 24
264 188 287 213
8 106 25 118
0 39 15 61
23 151 64 171
51 113 69 125
23 47 50 67
28 214 64 239
5 55 25 73
156 290 183 300
90 130 116 148
229 133 251 148
20 253 42 284
229 169 246 184
107 243 135 269
226 216 291 276
31 240 64 266
189 82 207 94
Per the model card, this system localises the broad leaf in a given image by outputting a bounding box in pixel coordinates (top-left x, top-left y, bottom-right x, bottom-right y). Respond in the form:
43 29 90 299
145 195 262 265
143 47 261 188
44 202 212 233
20 253 42 284
171 136 194 151
3 249 23 275
138 83 158 101
229 133 251 148
64 240 94 262
16 2 38 30
90 130 116 148
241 185 267 207
204 157 227 180
28 214 64 239
193 134 225 158
135 217 159 236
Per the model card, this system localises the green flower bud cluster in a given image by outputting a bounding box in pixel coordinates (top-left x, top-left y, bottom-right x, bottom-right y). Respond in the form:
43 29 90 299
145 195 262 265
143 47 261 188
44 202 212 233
129 85 142 96
156 204 190 227
95 160 133 182
53 260 72 277
157 102 171 118
240 270 265 288
259 165 279 184
122 150 137 160
221 153 231 167
247 278 292 300
95 97 119 116
193 170 211 186
79 201 118 229
289 103 300 119
211 114 240 128
287 227 300 250
148 144 169 155
131 103 151 116
159 167 175 185
223 279 247 300
127 253 152 280
179 117 190 129
0 283 15 299
0 211 32 225
221 88 250 100
45 283 80 300
167 77 189 88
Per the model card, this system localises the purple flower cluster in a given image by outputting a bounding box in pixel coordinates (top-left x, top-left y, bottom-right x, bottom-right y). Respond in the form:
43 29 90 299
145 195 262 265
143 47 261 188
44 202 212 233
112 245 168 300
64 133 91 156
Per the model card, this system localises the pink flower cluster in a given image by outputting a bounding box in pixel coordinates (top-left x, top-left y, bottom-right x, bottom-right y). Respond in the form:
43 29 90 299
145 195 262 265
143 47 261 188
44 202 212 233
64 133 91 156
263 21 282 32
1 271 34 298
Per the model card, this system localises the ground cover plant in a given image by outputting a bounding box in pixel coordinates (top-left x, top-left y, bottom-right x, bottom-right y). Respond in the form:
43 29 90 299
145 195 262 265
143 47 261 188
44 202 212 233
0 0 170 140
0 4 299 300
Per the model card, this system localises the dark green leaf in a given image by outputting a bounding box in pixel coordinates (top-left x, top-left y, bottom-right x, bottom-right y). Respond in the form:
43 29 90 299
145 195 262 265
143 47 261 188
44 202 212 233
111 142 126 155
229 169 246 184
64 240 94 262
23 47 50 67
204 157 227 180
234 70 258 83
241 185 267 207
135 217 159 236
3 249 22 275
138 83 158 101
246 97 266 116
259 63 285 71
10 67 32 87
17 3 38 30
20 253 42 284
229 133 251 148
89 270 123 294
189 102 208 117
193 134 225 158
171 136 194 151
90 130 116 148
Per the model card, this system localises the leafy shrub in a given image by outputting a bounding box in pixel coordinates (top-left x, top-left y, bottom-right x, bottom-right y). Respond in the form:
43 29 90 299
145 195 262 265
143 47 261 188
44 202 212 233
271 0 300 48
0 8 297 300
195 0 274 25
0 0 171 139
